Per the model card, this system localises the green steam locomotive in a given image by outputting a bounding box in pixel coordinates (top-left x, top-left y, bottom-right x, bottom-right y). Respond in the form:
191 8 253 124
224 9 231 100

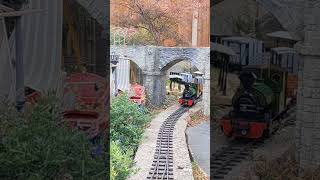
221 64 291 139
169 72 204 107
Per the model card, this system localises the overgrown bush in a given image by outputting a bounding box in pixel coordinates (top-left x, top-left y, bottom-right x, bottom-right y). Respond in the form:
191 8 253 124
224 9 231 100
110 94 150 151
110 94 151 179
0 93 107 179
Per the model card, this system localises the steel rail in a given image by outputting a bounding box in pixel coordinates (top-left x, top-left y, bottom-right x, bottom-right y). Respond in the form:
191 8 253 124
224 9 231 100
147 107 188 180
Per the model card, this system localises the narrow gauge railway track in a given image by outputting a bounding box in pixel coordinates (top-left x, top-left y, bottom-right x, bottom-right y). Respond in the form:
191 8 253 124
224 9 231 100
211 106 296 179
147 107 189 180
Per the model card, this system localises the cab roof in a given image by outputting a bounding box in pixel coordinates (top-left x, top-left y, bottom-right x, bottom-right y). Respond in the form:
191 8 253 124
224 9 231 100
211 42 236 56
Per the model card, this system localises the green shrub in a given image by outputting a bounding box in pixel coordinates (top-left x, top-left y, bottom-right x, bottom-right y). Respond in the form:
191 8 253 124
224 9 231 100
110 141 133 180
0 93 107 179
110 94 150 151
110 94 151 179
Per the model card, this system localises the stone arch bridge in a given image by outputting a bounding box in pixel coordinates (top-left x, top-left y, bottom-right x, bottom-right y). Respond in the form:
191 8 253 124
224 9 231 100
111 45 210 115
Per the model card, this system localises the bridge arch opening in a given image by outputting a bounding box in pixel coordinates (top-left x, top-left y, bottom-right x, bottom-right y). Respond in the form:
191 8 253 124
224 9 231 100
160 58 201 97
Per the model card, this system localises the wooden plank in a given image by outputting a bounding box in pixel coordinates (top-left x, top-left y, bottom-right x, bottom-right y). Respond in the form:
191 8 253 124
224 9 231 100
0 9 46 17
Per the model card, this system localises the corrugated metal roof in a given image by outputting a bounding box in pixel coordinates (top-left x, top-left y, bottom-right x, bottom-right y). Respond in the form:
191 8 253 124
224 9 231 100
266 31 300 41
0 17 15 100
7 0 63 93
76 0 107 29
210 42 236 56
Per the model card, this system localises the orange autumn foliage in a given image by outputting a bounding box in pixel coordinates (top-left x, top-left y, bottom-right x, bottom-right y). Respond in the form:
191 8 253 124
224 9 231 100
111 0 209 47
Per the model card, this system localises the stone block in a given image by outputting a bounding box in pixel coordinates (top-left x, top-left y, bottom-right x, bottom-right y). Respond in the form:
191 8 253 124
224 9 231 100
307 105 320 113
303 98 320 106
300 127 317 142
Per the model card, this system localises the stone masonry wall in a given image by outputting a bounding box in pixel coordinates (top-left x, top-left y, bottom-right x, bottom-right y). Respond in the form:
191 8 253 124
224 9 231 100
295 1 320 170
203 53 210 116
295 32 320 170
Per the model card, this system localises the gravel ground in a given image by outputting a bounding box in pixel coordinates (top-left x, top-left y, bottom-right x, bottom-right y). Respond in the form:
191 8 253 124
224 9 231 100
128 103 194 180
128 104 180 180
173 111 194 180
